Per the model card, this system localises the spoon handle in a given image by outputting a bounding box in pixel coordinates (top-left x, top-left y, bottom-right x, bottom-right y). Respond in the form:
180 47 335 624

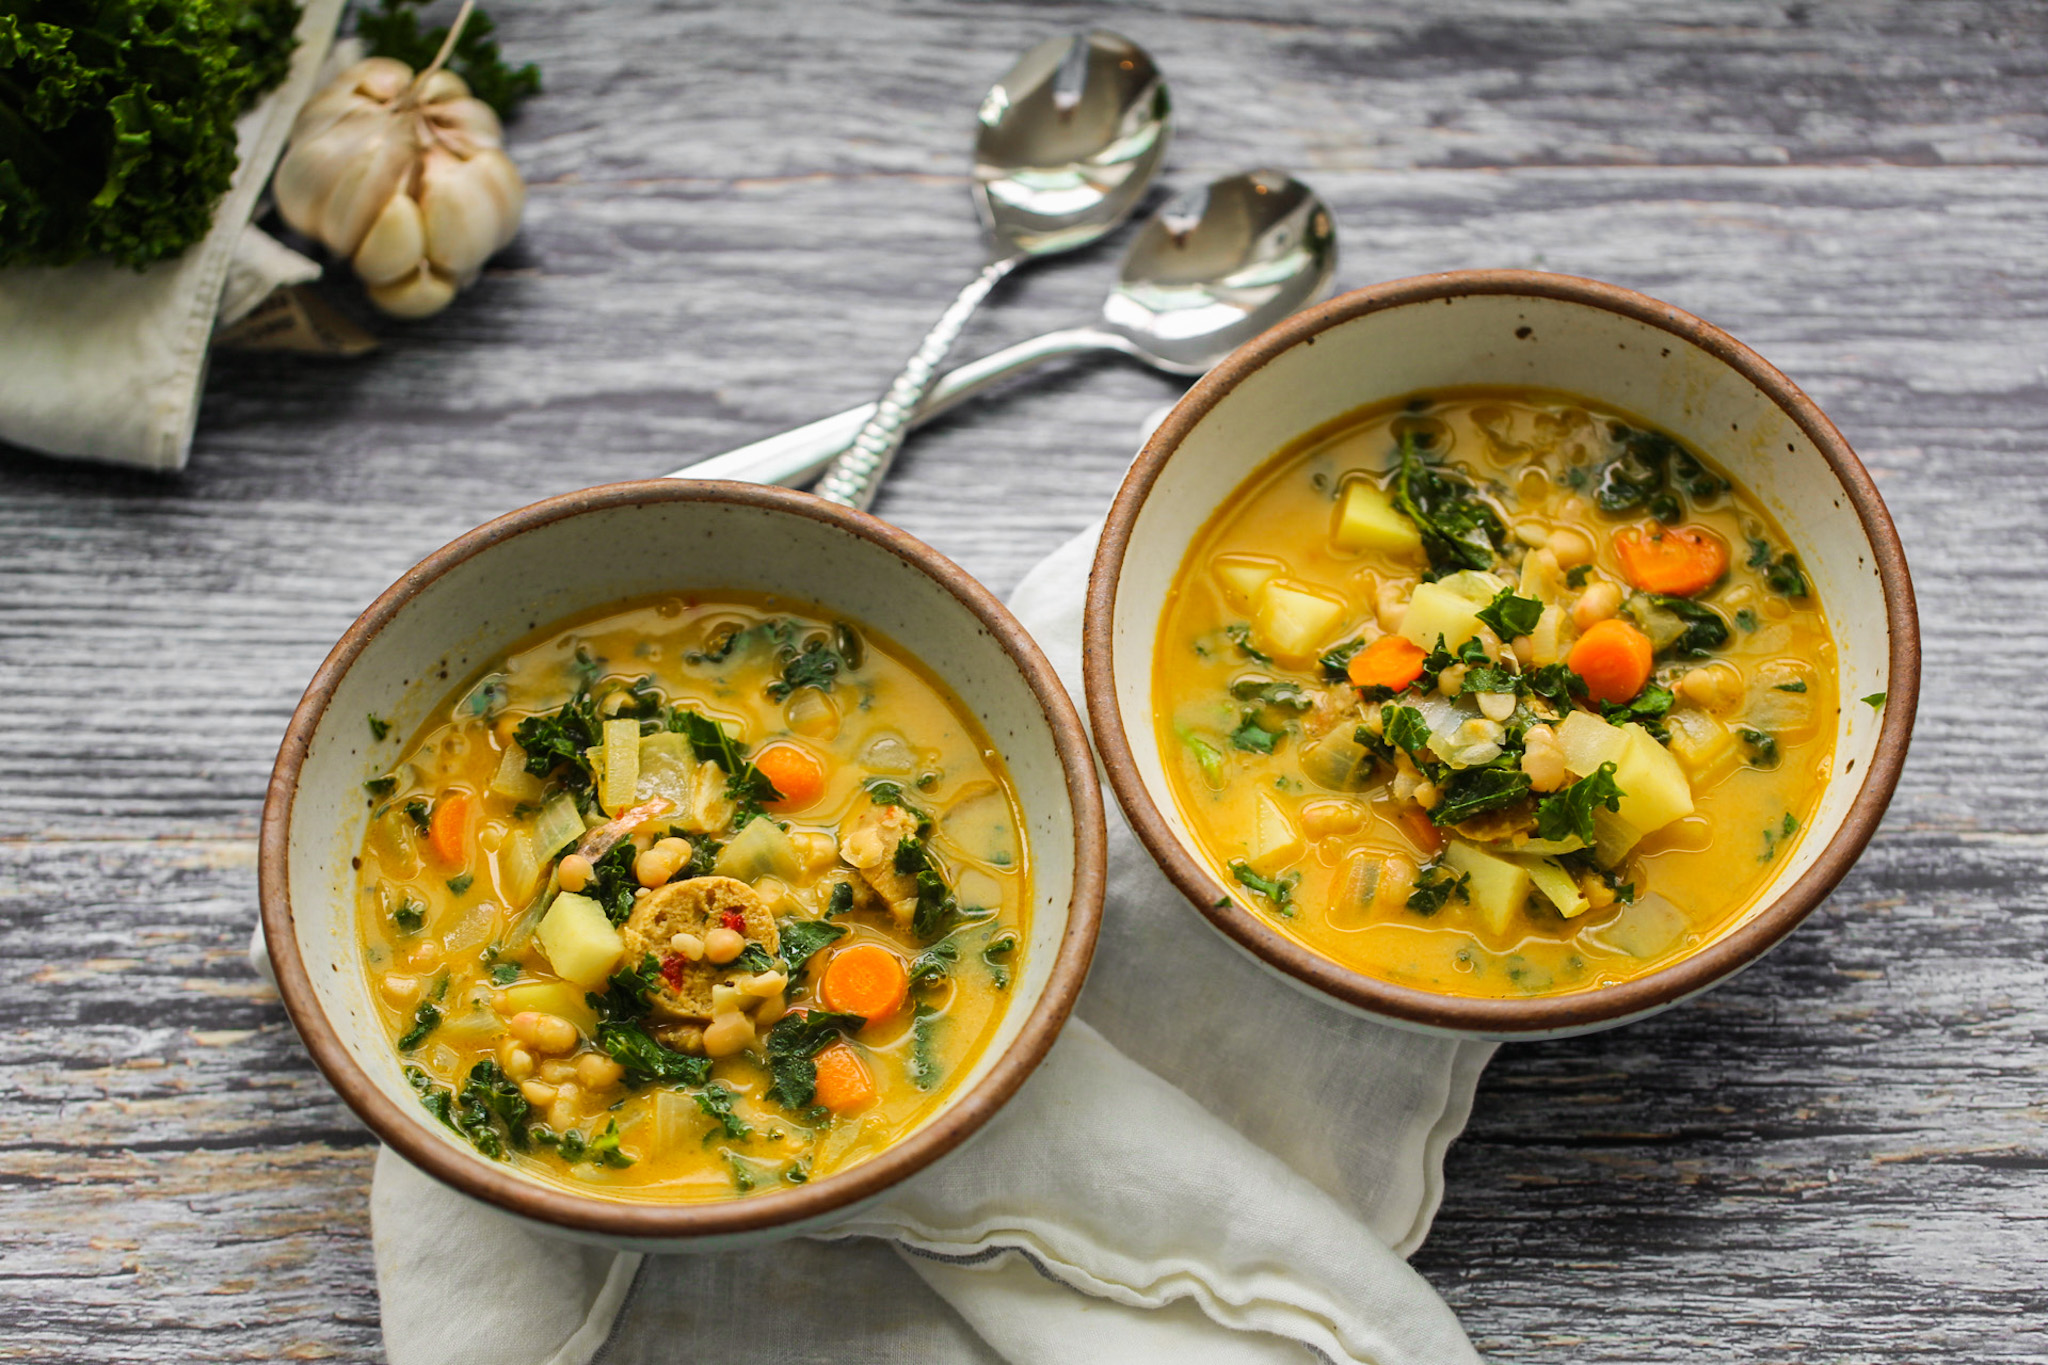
814 256 1022 510
666 326 1119 487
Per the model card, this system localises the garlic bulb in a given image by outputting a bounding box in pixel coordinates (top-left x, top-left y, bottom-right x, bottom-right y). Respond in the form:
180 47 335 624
274 19 524 318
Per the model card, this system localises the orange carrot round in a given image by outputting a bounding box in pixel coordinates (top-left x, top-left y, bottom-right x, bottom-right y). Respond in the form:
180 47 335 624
819 942 909 1023
1347 635 1428 692
1613 523 1729 597
811 1042 875 1112
1568 619 1655 705
753 741 826 809
426 789 475 867
1398 805 1444 857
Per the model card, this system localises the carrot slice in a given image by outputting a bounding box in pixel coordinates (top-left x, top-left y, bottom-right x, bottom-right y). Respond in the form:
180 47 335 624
426 789 475 867
1398 805 1444 857
819 942 909 1023
811 1042 875 1113
1567 619 1655 706
1347 635 1428 692
1613 523 1729 597
752 741 827 809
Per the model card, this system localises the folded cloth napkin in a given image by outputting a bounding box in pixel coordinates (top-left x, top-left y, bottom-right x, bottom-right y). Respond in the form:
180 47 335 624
336 521 1496 1365
0 0 345 471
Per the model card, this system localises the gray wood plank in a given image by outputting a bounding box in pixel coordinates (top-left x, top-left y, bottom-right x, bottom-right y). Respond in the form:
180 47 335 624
3 1 2044 1359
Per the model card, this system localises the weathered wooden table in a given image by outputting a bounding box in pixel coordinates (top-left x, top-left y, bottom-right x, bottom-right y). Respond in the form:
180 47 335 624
5 2 2044 1359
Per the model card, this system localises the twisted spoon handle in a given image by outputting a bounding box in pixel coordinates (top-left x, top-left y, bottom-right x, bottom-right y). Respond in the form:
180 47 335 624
814 255 1022 509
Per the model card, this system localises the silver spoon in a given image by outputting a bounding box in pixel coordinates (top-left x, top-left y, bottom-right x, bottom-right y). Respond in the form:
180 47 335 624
810 30 1171 511
669 170 1336 487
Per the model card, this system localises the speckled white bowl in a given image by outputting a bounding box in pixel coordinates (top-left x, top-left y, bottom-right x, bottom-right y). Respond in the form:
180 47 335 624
261 480 1104 1249
1085 271 1918 1038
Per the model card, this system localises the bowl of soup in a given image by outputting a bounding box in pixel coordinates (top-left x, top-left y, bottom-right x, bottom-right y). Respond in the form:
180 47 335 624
1085 270 1917 1037
261 480 1105 1246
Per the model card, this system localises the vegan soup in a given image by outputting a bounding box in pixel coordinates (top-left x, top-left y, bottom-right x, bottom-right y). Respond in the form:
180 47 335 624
355 594 1028 1199
1155 388 1837 998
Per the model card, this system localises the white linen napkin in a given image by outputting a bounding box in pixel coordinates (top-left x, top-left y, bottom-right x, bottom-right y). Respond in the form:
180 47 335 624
331 522 1495 1365
0 0 345 470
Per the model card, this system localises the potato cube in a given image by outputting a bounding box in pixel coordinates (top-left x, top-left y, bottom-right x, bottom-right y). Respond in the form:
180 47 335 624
1213 555 1282 612
1397 581 1486 651
498 979 599 1039
1244 791 1304 872
535 891 624 991
1555 710 1629 778
1253 579 1346 663
1443 840 1531 937
1332 481 1423 556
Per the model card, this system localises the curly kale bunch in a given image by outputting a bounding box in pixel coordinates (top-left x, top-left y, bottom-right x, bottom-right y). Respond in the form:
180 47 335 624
0 0 301 270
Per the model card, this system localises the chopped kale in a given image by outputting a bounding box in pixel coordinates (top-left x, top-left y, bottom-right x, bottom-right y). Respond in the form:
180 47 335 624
455 1060 530 1157
1225 623 1273 664
1747 536 1811 598
445 872 474 897
1392 429 1505 573
1230 677 1314 711
824 881 856 919
1228 860 1298 916
600 1019 711 1087
766 623 863 702
364 775 398 799
670 709 782 820
1431 764 1532 826
764 1009 865 1111
1181 732 1225 785
893 834 963 940
401 798 432 832
1565 564 1593 589
680 835 721 880
392 898 425 933
1735 607 1760 633
1739 728 1781 769
732 943 776 974
981 930 1018 989
1601 684 1675 739
1593 423 1691 515
463 674 511 718
587 1118 633 1168
908 939 958 988
862 778 930 821
1476 587 1544 642
585 839 640 926
397 1002 440 1052
368 714 391 741
1407 863 1470 916
779 918 848 978
589 953 662 1024
1534 762 1623 845
908 1003 942 1090
1863 692 1888 709
1523 663 1587 712
693 1082 750 1140
1639 594 1731 657
1774 680 1808 693
1228 710 1283 754
1382 704 1432 759
1319 637 1369 681
490 962 519 986
1418 634 1491 693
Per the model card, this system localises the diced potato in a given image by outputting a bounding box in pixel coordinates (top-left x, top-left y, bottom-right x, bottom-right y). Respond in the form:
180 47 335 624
1213 555 1283 612
1612 725 1695 838
1244 791 1304 872
713 818 801 883
1555 710 1629 778
1332 480 1422 556
600 719 642 815
1516 855 1590 919
489 744 544 802
498 980 599 1038
1433 570 1509 605
535 891 624 990
1443 840 1531 937
498 830 540 905
1665 708 1739 785
1397 580 1486 651
1253 579 1346 663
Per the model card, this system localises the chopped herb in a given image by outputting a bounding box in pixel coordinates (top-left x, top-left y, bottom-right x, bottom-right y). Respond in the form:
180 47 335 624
1227 860 1298 916
1782 811 1798 837
1739 728 1781 769
1181 731 1225 785
1643 594 1731 657
766 624 863 702
862 778 931 822
1476 587 1544 641
764 1009 865 1111
727 1154 761 1192
1593 424 1698 515
1460 662 1520 695
1407 863 1470 916
908 940 958 988
1418 634 1491 694
779 919 847 977
368 714 391 741
1230 677 1315 711
1392 429 1505 573
1225 623 1273 664
587 1118 633 1168
1228 711 1283 754
1863 692 1888 709
1534 762 1623 845
364 775 398 799
1734 608 1760 633
908 1003 943 1090
397 1002 440 1052
1382 704 1432 758
591 953 662 1023
490 962 519 986
392 898 425 933
1774 679 1808 693
1431 765 1532 826
401 798 432 832
680 836 721 880
445 872 474 896
1747 536 1811 598
1601 684 1675 740
693 1082 750 1141
1565 564 1593 589
513 687 603 796
982 930 1018 989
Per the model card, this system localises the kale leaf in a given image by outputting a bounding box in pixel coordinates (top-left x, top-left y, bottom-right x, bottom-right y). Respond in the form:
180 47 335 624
693 1082 750 1140
1533 762 1624 845
893 834 963 940
1228 859 1298 916
981 930 1018 989
779 918 847 978
907 939 958 988
766 623 863 701
586 839 640 926
908 1003 942 1091
600 1019 711 1087
397 1001 440 1052
1319 638 1368 682
1406 863 1469 916
1225 623 1273 664
1228 710 1282 754
764 1009 865 1111
1430 765 1532 826
1393 430 1505 573
1523 663 1587 712
670 709 783 820
1381 704 1432 759
1476 587 1544 642
514 687 603 793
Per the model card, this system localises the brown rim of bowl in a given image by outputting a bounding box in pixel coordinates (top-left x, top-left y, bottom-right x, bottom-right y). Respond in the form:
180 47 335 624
260 479 1106 1238
1084 269 1920 1035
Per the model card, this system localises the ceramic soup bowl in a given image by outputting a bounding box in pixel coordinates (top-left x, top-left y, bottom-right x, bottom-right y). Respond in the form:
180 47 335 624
1085 270 1917 1038
262 481 1105 1248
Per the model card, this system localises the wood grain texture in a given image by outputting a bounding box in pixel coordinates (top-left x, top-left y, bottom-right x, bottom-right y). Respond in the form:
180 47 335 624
2 1 2045 1360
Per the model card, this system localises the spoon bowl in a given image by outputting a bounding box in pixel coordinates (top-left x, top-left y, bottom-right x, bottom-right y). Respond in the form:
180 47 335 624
974 31 1173 256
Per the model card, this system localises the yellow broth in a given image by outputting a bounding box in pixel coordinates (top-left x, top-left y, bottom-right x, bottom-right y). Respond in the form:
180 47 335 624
356 593 1028 1199
1154 388 1836 998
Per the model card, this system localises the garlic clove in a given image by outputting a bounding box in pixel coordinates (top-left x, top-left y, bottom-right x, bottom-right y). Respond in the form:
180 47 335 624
468 148 526 251
417 68 471 105
425 97 504 155
318 121 417 256
353 191 427 287
274 118 378 239
347 57 415 103
368 262 458 318
419 149 507 282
